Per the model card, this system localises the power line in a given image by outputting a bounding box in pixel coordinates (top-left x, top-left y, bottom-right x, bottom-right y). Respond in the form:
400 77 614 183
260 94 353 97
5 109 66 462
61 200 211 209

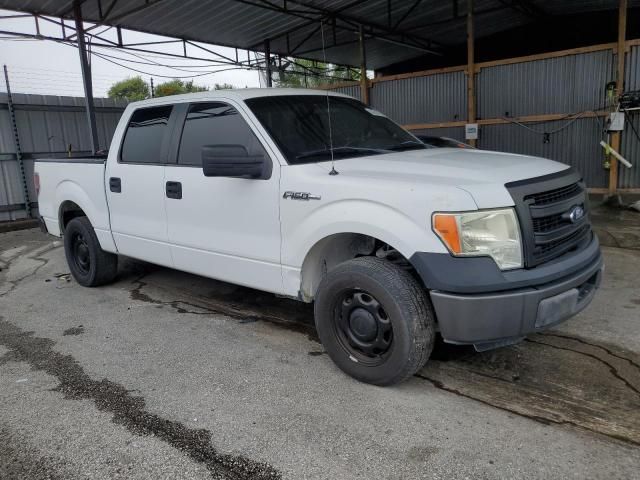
93 45 251 70
90 47 241 74
90 49 248 79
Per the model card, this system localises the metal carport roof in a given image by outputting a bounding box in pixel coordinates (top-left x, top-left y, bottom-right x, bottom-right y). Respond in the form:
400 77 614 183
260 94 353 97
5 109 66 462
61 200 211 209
2 0 639 70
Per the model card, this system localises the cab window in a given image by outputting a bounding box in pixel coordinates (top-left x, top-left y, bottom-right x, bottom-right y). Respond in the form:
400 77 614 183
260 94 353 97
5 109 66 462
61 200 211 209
120 106 173 164
177 102 267 166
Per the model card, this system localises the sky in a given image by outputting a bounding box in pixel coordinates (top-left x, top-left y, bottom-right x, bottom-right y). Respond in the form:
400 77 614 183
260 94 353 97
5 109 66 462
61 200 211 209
0 9 262 97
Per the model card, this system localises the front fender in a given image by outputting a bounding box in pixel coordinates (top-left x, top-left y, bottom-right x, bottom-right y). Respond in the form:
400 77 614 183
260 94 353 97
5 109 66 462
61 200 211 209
280 199 448 297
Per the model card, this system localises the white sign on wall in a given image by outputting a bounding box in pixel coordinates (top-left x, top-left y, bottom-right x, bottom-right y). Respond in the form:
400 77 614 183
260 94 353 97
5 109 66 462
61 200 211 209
608 112 625 131
465 123 479 140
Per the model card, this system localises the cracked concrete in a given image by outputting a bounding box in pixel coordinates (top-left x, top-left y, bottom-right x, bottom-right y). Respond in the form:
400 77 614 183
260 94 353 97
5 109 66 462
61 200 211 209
1 228 640 479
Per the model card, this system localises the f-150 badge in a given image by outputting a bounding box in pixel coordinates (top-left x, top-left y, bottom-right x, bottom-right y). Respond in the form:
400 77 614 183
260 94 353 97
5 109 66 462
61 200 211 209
283 191 321 201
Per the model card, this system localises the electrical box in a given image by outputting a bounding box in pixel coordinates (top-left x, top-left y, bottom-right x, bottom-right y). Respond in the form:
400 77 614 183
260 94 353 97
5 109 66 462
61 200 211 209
620 90 640 110
608 112 625 131
465 123 479 140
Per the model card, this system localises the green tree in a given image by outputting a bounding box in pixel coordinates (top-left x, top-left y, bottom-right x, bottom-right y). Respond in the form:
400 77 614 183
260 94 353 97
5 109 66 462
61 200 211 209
107 76 150 101
276 59 360 88
214 83 234 90
154 79 209 97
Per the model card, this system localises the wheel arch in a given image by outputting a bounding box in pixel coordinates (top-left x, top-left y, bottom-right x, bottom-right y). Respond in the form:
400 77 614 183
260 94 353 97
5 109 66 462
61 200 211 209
54 181 102 233
58 200 87 233
298 232 417 302
54 180 117 253
282 200 442 301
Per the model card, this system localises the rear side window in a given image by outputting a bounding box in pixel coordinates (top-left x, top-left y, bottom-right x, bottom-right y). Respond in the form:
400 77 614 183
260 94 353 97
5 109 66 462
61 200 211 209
177 102 266 166
120 106 173 164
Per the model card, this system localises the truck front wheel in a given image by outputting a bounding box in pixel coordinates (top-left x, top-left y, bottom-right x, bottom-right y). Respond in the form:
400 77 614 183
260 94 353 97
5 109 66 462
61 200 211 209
314 257 435 386
64 216 117 287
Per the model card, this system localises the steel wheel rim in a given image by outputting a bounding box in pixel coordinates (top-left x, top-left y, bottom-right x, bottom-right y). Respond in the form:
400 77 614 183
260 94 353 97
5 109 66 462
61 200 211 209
332 289 394 366
72 233 91 275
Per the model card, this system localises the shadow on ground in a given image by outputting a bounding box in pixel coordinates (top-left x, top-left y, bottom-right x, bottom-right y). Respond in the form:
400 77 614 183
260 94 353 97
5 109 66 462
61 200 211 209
118 257 640 446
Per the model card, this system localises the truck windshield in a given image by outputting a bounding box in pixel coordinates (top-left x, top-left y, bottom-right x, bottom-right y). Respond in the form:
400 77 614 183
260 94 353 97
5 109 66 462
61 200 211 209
245 95 425 165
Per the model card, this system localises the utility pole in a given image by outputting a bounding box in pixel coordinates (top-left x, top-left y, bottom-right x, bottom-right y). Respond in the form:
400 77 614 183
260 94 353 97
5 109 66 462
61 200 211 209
150 77 155 98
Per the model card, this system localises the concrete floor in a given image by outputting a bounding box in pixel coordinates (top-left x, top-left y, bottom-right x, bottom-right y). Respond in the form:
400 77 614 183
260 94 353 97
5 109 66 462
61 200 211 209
1 223 639 480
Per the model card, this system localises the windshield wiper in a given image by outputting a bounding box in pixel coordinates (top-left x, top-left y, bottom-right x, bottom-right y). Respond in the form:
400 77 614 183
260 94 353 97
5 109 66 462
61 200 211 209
296 146 391 161
384 140 427 151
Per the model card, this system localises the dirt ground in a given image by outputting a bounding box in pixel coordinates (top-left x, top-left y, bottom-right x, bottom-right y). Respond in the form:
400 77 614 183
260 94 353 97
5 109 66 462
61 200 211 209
1 218 639 479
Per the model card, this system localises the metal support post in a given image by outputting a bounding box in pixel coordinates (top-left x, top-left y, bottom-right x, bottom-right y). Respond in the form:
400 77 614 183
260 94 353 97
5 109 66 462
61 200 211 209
608 0 627 194
359 25 369 105
466 0 477 147
264 39 273 87
3 65 32 218
73 1 99 154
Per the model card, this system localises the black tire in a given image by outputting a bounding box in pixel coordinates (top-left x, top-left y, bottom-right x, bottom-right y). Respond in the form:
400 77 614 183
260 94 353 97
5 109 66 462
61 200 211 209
63 216 117 287
314 256 436 386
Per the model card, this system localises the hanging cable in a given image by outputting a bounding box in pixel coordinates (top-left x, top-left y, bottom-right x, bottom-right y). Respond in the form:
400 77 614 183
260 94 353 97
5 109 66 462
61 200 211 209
53 39 247 79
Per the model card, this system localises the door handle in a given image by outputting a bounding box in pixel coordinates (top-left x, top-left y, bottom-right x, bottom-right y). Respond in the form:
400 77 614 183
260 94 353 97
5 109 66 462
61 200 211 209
166 181 182 199
109 177 121 193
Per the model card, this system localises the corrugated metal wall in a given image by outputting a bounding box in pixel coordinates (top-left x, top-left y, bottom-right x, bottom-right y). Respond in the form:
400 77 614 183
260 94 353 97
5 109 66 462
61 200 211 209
474 49 616 188
369 71 467 124
620 44 640 189
479 118 608 188
619 109 640 189
331 84 362 102
329 46 639 189
476 50 615 118
0 94 126 221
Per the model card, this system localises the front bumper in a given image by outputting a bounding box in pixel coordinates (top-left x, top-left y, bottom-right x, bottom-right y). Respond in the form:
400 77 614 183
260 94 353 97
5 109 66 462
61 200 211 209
412 235 603 347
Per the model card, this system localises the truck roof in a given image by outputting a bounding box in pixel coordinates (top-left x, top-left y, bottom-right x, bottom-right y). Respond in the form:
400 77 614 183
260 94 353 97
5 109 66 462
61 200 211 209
127 88 352 108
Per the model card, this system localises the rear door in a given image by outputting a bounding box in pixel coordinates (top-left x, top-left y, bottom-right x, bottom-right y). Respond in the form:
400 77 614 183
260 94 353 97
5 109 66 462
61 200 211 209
163 100 283 293
105 104 176 267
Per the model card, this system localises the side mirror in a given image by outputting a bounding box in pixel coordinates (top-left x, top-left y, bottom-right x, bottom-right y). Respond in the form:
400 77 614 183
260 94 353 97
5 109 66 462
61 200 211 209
201 145 268 179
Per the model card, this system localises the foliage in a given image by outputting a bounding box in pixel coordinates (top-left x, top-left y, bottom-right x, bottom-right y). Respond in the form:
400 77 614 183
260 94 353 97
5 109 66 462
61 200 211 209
154 79 209 97
107 76 150 101
276 59 360 88
214 83 234 90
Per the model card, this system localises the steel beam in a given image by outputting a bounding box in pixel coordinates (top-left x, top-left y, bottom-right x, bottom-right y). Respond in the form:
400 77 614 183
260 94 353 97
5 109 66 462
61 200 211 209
73 1 100 154
241 0 442 58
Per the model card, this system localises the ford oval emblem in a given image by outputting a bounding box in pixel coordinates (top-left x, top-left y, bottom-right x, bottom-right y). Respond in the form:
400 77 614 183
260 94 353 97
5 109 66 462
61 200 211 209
568 205 585 223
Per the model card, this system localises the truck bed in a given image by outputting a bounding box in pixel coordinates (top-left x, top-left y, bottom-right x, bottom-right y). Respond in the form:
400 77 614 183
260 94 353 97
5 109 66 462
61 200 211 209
35 157 111 241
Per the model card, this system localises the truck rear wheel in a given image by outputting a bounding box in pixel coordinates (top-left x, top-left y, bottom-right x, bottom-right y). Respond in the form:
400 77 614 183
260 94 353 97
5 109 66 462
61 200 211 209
314 256 435 386
64 216 117 287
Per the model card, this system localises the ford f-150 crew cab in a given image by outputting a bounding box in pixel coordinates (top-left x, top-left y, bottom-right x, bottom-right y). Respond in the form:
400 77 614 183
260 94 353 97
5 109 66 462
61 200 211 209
35 88 603 385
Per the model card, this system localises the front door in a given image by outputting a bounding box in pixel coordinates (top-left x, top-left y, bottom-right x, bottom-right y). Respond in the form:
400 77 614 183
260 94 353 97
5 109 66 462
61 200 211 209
163 101 282 294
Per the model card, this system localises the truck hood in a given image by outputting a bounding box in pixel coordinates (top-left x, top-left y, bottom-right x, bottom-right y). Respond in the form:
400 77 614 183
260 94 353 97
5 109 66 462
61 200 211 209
313 148 570 208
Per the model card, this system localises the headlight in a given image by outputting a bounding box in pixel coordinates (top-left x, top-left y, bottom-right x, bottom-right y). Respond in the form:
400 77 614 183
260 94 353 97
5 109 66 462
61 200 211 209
432 208 523 270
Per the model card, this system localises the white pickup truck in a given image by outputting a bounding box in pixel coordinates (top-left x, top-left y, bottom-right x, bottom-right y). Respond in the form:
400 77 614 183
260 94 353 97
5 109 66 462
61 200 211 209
35 88 603 385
